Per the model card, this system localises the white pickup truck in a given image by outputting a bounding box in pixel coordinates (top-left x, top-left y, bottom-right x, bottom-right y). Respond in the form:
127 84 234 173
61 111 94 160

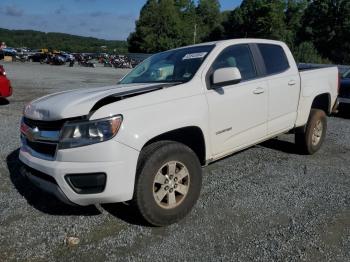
19 39 339 226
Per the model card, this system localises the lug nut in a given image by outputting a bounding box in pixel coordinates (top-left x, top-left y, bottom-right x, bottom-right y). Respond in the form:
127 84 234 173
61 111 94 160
165 179 169 184
174 184 177 188
174 177 178 182
169 175 174 179
164 186 169 191
169 188 173 193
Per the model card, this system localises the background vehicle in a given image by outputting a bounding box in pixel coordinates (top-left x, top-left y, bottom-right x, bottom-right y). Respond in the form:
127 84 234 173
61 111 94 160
19 39 338 226
0 65 12 98
15 54 29 62
14 48 30 62
29 52 48 63
60 53 75 63
50 55 66 65
339 68 350 110
79 59 95 68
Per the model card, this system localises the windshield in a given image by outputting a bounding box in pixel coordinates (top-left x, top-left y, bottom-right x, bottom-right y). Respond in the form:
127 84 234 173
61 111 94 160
342 69 350 79
119 45 214 84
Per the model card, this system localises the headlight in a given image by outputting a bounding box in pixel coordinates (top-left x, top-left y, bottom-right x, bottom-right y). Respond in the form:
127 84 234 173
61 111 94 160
59 115 122 149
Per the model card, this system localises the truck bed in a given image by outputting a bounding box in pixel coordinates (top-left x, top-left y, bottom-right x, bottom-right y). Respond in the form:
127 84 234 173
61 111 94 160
294 65 339 127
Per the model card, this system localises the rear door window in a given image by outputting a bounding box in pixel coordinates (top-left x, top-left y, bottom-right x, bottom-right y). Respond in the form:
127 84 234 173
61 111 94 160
258 44 290 75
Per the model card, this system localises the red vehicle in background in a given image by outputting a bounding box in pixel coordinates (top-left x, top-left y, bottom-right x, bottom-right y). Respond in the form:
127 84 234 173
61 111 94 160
0 65 12 98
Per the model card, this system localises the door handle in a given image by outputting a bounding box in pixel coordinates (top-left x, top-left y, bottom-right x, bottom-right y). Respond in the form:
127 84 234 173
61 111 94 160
288 80 296 86
253 87 265 94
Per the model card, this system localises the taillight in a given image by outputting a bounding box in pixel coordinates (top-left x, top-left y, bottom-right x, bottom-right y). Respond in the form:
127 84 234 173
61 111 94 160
0 66 5 76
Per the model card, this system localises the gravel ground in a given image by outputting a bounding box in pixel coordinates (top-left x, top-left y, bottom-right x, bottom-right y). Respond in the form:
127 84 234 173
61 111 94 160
0 62 349 262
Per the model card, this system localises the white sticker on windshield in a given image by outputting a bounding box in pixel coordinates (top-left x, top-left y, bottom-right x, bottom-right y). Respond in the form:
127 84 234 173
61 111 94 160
182 52 208 60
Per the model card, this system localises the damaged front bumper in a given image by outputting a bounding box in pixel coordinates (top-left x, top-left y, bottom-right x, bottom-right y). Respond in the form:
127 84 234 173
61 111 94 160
19 139 139 206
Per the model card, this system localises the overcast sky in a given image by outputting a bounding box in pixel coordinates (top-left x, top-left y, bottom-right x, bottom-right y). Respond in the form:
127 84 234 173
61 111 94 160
0 0 242 40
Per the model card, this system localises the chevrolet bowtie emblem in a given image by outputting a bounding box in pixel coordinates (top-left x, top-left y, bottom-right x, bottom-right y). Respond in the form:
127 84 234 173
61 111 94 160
27 127 39 142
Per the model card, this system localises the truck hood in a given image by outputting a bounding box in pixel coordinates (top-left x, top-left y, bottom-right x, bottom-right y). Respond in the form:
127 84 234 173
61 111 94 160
24 83 166 121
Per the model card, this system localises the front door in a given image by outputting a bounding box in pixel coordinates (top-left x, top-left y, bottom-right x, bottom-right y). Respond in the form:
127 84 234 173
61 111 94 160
205 44 268 156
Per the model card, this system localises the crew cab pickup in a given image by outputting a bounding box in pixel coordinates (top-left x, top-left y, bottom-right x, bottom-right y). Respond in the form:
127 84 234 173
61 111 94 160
19 39 339 226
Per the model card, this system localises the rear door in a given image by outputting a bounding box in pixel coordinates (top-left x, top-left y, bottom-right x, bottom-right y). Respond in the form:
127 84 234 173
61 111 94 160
205 44 268 156
256 43 300 135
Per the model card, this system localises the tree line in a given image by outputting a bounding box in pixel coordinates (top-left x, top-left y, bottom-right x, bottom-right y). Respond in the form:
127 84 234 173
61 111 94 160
128 0 350 64
0 28 128 54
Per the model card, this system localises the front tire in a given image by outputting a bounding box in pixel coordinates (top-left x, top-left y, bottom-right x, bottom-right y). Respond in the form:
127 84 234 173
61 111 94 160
295 109 327 154
134 141 202 226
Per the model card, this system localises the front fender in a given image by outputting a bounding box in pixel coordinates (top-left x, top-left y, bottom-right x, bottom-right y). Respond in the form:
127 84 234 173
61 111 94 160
90 92 211 160
118 94 209 153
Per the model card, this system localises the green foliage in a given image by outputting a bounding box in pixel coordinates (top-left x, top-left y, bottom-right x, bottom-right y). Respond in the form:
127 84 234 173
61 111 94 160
196 0 221 41
128 0 221 53
224 0 287 40
300 0 350 64
128 0 185 53
294 42 331 64
0 28 127 53
129 0 350 64
284 0 308 51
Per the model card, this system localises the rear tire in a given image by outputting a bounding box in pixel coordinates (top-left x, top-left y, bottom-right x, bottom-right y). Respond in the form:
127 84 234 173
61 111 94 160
295 109 327 155
134 141 202 226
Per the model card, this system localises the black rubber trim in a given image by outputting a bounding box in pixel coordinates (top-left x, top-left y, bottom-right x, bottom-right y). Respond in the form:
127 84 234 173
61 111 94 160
249 43 267 77
22 163 57 185
65 173 107 194
25 138 57 157
20 162 77 206
211 79 242 88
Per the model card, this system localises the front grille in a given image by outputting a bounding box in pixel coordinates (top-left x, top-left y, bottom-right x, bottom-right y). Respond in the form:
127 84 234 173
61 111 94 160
23 116 85 158
23 116 84 131
23 117 67 131
26 139 57 157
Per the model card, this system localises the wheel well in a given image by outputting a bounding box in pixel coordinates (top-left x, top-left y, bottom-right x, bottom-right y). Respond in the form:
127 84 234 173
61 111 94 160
311 93 331 115
143 126 206 165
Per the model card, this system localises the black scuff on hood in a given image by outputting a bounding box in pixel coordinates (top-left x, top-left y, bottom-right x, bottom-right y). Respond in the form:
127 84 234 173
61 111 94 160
89 83 180 113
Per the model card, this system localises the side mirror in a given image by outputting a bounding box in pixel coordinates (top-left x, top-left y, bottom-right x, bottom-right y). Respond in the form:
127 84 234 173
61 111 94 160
212 67 242 87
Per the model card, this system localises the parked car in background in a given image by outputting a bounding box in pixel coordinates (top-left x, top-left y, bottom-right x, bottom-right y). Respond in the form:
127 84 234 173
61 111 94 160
29 52 48 63
0 65 12 98
60 53 75 63
46 54 66 65
339 69 350 109
15 48 30 62
0 48 16 61
2 47 17 56
20 39 339 226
